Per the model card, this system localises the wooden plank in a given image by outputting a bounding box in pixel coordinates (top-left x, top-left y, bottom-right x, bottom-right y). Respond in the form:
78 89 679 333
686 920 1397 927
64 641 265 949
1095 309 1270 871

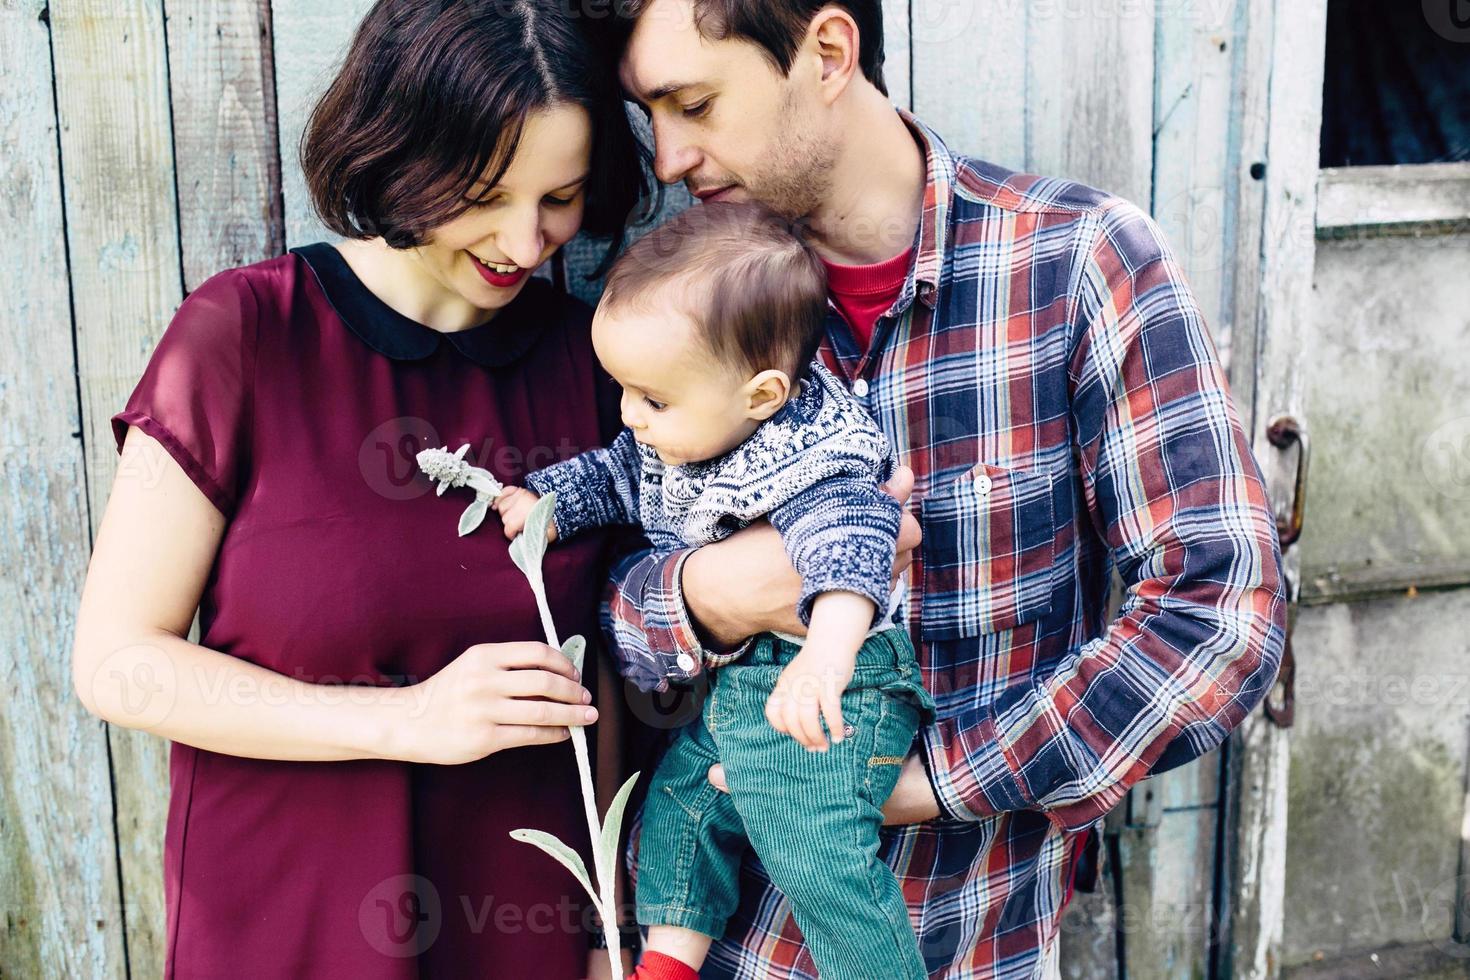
269 0 374 248
1217 0 1275 400
880 0 911 111
1316 163 1470 231
0 1 128 976
49 2 188 976
1224 1 1330 977
1116 808 1220 980
1153 0 1244 369
1025 0 1155 206
910 0 1026 166
166 0 285 289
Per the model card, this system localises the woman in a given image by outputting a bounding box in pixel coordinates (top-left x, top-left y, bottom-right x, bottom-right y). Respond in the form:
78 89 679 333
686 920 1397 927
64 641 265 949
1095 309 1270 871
71 1 647 976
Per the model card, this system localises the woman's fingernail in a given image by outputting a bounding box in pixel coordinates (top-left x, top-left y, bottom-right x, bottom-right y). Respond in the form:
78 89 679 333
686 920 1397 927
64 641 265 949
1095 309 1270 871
582 690 592 704
585 707 598 722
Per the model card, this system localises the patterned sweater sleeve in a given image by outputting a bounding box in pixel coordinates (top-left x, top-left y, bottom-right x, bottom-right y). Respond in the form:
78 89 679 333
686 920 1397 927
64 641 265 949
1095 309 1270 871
525 428 644 540
768 466 902 627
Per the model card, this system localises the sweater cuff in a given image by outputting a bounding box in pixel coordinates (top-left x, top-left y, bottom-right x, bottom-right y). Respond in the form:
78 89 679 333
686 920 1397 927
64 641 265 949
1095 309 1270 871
525 460 604 540
794 534 896 627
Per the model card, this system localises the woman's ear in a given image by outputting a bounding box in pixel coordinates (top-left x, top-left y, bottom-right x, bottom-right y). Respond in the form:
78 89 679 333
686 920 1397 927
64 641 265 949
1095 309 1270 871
744 370 792 421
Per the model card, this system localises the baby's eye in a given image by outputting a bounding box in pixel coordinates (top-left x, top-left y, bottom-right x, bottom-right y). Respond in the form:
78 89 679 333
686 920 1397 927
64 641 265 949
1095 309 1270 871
643 397 667 412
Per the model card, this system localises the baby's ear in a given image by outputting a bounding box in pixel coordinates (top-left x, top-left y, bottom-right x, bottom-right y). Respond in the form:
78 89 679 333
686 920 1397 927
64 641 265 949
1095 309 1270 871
744 369 792 421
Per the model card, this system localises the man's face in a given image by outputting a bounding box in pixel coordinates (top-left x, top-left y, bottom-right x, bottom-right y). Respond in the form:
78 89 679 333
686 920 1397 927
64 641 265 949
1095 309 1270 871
620 0 838 219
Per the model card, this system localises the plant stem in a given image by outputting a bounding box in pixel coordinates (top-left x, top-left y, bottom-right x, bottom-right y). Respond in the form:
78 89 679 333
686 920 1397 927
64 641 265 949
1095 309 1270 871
530 587 623 977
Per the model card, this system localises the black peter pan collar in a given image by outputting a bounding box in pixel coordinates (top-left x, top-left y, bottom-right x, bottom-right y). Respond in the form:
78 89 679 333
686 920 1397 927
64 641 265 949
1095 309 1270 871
292 242 552 368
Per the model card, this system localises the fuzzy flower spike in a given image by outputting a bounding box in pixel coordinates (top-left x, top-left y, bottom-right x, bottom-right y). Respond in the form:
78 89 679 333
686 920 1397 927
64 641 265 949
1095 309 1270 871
415 444 505 536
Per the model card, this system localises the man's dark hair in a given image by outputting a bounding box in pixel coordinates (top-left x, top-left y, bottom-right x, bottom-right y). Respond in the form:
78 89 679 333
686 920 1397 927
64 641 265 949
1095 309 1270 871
302 0 648 261
601 202 828 381
618 0 888 96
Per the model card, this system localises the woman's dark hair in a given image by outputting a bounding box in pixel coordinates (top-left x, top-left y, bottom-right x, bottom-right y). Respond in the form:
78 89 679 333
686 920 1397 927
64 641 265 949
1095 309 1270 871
302 0 649 263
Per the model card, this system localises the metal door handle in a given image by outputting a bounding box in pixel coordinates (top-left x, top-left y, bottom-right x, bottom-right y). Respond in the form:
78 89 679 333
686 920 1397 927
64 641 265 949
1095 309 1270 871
1266 416 1309 548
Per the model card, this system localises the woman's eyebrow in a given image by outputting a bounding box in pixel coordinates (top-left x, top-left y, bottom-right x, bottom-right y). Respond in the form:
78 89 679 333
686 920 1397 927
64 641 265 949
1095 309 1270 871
554 173 592 190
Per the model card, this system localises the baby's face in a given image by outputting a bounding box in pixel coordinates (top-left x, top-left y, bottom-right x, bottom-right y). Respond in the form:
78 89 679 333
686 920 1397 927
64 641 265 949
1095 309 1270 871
591 301 764 466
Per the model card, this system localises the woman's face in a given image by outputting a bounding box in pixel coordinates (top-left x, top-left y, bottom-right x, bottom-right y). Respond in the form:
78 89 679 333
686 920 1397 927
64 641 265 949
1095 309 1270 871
413 104 593 314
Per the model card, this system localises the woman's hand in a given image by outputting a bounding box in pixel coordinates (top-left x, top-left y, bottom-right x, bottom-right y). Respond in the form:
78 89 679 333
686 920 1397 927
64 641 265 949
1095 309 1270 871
682 466 922 648
399 641 597 765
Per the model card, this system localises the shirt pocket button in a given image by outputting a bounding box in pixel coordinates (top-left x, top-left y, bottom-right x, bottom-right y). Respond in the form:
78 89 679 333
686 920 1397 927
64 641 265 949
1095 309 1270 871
972 473 993 497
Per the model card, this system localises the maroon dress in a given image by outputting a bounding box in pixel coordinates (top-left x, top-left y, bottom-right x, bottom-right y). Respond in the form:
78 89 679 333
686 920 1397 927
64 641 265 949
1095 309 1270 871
113 243 620 978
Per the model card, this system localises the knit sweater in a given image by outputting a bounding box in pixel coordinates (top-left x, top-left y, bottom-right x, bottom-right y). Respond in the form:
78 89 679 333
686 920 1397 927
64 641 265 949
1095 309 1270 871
525 362 902 662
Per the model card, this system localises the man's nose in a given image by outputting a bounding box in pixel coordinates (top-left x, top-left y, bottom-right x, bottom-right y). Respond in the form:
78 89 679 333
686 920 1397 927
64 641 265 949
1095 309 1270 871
652 120 701 186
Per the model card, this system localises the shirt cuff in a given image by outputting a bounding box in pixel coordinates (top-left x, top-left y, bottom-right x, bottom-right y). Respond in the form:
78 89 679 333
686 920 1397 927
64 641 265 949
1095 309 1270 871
919 713 1033 822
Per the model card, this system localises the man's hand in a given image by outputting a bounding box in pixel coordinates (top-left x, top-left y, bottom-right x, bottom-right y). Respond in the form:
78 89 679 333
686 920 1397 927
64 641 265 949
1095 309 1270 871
682 466 921 648
705 750 942 825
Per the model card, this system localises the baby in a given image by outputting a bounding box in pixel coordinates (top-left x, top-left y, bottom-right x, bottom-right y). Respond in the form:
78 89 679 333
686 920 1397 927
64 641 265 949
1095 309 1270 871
497 202 935 980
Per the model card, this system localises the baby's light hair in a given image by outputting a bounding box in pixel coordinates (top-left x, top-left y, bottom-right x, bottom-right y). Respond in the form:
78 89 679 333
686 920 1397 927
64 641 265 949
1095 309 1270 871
600 201 828 380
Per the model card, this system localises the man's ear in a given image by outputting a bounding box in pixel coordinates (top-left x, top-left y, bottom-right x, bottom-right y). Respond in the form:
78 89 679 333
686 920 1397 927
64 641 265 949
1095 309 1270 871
744 369 792 421
809 8 860 104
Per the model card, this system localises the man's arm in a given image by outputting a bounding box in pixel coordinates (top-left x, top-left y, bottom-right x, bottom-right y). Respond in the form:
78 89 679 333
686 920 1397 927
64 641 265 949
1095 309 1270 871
601 470 922 691
921 202 1288 834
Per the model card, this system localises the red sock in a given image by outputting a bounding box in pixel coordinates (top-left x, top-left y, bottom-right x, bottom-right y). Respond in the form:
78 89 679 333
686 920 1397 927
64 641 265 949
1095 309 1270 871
632 949 700 980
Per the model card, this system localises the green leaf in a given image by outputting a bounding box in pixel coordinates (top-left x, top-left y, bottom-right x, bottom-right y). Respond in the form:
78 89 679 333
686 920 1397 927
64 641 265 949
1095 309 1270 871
510 492 556 580
598 771 642 890
458 498 489 537
509 829 603 913
561 635 586 675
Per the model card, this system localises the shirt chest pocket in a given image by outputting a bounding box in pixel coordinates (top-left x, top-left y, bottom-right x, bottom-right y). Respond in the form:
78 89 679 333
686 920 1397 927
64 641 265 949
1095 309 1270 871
919 463 1057 640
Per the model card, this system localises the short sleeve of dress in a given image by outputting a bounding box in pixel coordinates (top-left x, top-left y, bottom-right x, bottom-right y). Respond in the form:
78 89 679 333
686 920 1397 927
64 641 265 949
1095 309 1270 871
111 268 258 518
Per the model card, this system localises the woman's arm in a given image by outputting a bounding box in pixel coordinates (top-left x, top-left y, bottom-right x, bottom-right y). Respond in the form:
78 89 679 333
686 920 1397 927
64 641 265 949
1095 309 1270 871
72 428 596 764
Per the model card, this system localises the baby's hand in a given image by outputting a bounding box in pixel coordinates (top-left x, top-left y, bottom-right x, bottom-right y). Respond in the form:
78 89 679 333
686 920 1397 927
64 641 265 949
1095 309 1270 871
764 591 875 751
767 645 856 752
493 486 557 542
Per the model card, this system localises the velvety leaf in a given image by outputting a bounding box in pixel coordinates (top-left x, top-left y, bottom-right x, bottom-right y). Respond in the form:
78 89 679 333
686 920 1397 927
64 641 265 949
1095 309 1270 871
508 829 602 913
458 498 489 537
561 635 586 675
598 771 642 890
514 492 556 574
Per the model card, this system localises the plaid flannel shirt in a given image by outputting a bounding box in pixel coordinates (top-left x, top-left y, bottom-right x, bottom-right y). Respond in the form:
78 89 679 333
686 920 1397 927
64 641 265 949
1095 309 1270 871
606 111 1287 979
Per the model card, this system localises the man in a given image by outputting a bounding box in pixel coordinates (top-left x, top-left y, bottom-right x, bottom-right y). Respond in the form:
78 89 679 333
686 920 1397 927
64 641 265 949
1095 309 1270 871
602 2 1287 977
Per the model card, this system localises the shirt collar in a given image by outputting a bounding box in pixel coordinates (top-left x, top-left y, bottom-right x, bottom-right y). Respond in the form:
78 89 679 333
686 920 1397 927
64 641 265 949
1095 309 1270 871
895 109 958 312
291 242 546 368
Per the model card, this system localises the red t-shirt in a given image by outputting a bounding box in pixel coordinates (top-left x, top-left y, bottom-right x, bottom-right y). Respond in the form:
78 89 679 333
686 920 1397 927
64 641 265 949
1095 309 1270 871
822 246 914 351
